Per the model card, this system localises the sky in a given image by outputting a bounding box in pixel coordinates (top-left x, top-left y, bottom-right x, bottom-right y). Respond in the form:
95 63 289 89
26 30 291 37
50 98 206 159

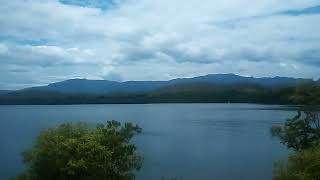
0 0 320 90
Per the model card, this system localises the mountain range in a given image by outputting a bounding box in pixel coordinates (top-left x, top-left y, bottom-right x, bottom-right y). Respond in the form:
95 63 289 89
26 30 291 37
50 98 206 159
14 74 308 94
0 74 314 105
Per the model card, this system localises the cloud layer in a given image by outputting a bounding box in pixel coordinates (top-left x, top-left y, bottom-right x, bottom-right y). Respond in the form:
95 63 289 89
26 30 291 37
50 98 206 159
0 0 320 89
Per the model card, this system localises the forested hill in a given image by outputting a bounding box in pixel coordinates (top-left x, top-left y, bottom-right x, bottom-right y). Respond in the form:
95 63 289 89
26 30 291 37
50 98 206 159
0 74 314 105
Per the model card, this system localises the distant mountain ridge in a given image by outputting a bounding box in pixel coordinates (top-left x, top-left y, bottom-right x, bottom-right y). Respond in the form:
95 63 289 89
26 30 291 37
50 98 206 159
13 74 309 95
0 74 314 105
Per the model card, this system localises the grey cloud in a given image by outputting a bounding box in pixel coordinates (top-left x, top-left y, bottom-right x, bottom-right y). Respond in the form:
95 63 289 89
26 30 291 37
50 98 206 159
116 43 219 64
279 5 320 16
0 43 99 67
101 71 123 81
9 68 30 73
294 49 320 66
59 0 126 10
211 4 320 31
119 47 156 62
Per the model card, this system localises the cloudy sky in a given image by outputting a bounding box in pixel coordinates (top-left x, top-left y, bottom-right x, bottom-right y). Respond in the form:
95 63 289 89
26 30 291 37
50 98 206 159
0 0 320 89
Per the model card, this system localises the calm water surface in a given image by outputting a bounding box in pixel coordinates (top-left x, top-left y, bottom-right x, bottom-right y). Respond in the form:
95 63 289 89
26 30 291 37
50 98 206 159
0 104 294 180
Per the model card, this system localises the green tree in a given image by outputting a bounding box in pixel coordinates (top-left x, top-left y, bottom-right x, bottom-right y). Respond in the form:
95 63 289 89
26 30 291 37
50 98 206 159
271 82 320 151
272 82 320 180
273 145 320 180
289 81 320 106
14 120 143 180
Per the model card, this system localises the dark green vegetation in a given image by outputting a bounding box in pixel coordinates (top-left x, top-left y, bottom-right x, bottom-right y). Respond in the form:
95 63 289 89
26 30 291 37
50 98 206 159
273 145 320 180
271 82 320 151
13 121 143 180
271 82 320 180
0 74 311 105
0 84 296 105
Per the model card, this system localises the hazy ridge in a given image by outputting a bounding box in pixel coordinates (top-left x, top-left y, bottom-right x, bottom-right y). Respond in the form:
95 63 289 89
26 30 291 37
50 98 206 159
0 74 314 105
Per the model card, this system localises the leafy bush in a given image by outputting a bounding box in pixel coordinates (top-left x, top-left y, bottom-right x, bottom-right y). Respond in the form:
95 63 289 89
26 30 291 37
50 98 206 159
271 109 320 151
14 120 143 180
271 82 320 151
273 145 320 180
272 82 320 179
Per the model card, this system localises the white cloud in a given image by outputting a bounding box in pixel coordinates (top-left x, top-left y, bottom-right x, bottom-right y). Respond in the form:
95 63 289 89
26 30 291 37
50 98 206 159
0 0 320 89
0 43 8 55
0 44 102 66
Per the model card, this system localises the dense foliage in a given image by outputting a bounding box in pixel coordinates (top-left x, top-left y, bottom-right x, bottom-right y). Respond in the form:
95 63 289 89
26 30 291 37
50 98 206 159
271 82 320 151
273 145 320 180
289 82 320 105
14 121 143 180
272 82 320 179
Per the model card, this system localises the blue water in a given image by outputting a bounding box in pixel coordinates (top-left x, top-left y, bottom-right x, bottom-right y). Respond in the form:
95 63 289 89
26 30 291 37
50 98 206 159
0 104 294 180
